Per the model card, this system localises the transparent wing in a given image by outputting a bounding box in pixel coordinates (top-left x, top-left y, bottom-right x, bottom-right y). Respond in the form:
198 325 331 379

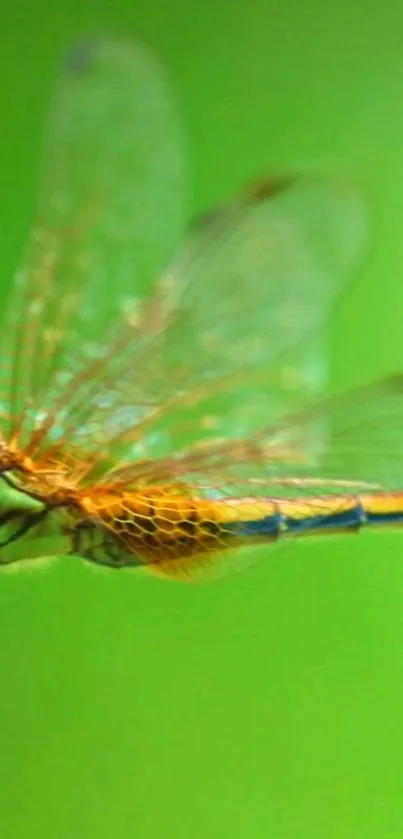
0 34 184 441
3 376 403 581
131 173 367 458
104 374 403 497
0 34 367 488
286 373 403 490
13 174 367 477
91 374 403 583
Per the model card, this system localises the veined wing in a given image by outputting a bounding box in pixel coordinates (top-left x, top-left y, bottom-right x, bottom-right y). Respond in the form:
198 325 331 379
88 374 403 582
0 34 367 483
103 374 403 492
18 170 368 478
0 34 184 444
3 377 403 579
65 171 367 480
280 373 403 491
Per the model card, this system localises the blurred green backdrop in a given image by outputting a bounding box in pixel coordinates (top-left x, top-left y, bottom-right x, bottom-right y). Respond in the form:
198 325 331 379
2 1 403 838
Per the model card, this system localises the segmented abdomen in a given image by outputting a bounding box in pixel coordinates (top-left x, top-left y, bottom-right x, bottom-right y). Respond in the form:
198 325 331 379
74 489 403 579
78 488 236 566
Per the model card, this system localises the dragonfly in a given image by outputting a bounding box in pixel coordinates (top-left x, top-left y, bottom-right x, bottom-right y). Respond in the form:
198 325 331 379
0 33 401 582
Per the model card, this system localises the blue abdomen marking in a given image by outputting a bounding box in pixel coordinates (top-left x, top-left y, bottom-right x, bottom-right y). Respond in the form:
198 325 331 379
231 504 403 539
234 513 283 538
366 510 403 524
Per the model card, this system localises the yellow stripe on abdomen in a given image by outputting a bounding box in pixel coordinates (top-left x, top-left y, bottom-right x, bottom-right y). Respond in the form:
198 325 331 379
218 492 403 539
76 489 403 581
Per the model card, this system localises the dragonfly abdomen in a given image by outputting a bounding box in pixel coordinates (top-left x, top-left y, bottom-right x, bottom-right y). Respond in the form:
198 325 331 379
73 490 403 580
224 492 403 541
78 489 235 565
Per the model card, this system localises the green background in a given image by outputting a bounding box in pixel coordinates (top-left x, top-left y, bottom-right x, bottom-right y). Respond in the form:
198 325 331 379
2 1 403 837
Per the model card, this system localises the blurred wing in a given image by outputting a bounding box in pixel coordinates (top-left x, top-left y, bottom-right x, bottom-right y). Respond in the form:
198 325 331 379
0 34 367 485
20 172 367 477
4 376 402 581
137 174 367 452
0 34 184 442
107 373 403 496
287 373 403 490
101 374 403 583
86 171 367 479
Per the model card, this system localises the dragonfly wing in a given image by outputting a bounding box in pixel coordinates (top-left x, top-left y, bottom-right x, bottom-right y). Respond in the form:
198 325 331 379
88 172 367 477
92 374 403 582
0 34 369 498
145 173 367 444
113 374 403 495
0 34 184 442
285 373 403 490
28 171 367 477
